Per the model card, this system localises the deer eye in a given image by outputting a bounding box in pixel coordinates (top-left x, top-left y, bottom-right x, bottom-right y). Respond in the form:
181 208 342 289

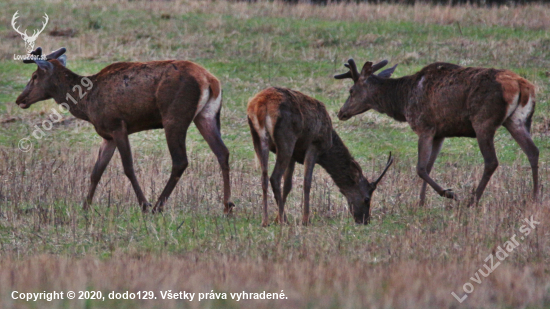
32 74 37 80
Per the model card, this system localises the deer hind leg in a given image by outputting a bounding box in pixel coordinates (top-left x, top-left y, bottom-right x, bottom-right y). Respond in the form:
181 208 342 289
417 134 456 200
473 130 499 205
504 119 539 199
270 137 297 225
113 124 150 212
419 137 445 206
194 110 233 214
152 116 194 213
248 118 271 227
84 138 117 210
273 158 296 225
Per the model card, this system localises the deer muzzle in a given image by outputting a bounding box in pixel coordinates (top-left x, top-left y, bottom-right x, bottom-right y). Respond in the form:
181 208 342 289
337 110 351 121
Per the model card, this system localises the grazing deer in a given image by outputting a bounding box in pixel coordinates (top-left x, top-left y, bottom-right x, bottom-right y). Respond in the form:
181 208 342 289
335 59 538 206
11 11 49 53
16 47 234 213
247 87 393 226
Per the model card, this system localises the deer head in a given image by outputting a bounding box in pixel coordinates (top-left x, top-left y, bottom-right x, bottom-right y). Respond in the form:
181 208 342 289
344 153 393 224
16 47 67 109
335 59 398 121
12 11 49 54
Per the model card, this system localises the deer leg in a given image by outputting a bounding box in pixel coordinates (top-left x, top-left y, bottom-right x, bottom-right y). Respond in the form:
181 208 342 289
419 137 445 206
282 159 296 208
503 121 539 198
113 128 150 212
302 148 318 226
152 121 192 213
194 114 233 214
417 134 455 200
473 131 499 205
248 119 270 227
274 158 296 224
270 142 296 225
84 138 117 210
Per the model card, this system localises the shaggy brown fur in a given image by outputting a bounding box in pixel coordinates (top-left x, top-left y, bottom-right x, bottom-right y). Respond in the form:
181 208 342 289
16 47 233 213
247 87 392 226
335 59 538 206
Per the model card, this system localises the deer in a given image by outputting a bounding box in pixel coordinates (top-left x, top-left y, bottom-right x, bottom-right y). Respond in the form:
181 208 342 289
247 87 393 226
15 47 234 214
12 11 49 54
334 58 539 206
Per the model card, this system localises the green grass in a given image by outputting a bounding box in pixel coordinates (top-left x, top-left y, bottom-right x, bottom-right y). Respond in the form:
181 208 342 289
0 1 549 308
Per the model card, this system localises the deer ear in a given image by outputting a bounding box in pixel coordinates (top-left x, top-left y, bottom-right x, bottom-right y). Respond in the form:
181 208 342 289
377 64 398 79
56 55 67 67
35 60 53 72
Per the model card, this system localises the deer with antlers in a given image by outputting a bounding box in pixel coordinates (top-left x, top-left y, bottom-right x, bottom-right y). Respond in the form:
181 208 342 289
247 87 393 226
335 59 538 206
12 11 49 54
16 47 234 213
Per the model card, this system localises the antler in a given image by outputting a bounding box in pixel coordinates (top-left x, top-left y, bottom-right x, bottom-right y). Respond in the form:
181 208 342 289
29 13 48 39
372 152 394 187
334 58 360 82
22 47 43 63
11 11 28 38
371 60 389 73
23 47 66 64
46 47 66 60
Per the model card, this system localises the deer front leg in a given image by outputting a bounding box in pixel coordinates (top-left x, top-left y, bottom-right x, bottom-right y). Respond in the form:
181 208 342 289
302 148 318 226
419 137 445 206
113 127 150 212
84 138 116 210
417 134 456 200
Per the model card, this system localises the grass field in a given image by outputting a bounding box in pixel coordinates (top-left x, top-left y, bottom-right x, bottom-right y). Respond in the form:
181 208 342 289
0 0 550 308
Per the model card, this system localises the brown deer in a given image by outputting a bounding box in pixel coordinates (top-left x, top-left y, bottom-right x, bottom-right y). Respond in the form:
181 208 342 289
335 58 538 206
16 47 234 213
247 87 393 226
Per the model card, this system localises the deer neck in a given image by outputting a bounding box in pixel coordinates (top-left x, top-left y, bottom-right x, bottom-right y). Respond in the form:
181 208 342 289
50 66 90 121
370 77 410 122
316 130 362 193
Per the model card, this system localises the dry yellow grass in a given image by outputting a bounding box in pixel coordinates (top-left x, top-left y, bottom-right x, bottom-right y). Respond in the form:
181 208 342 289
1 0 550 308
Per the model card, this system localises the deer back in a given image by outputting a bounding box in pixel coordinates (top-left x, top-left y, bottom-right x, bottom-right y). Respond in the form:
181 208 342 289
247 87 333 162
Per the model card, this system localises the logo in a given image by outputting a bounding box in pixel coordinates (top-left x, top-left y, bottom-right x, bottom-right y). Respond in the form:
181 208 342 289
11 11 48 54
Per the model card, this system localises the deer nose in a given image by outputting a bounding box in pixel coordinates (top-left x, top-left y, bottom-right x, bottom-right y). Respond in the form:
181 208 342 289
337 110 349 121
355 215 370 225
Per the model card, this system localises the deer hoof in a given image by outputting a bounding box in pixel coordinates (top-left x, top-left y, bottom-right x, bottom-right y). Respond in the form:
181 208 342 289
151 204 164 214
466 195 478 207
261 220 270 227
441 189 457 200
275 214 288 225
224 201 235 214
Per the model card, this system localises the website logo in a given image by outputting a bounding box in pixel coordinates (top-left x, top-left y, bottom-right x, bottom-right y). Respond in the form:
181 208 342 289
11 11 49 54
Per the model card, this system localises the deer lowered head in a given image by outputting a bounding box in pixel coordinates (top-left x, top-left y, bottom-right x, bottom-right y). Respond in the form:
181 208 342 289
333 151 394 224
12 11 49 54
15 47 67 109
335 59 398 121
